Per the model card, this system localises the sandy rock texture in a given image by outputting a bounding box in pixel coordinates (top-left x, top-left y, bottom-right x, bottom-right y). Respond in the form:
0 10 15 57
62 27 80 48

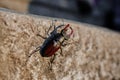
0 9 120 80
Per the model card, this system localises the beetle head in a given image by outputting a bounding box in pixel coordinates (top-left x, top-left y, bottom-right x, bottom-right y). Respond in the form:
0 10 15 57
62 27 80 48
61 24 73 40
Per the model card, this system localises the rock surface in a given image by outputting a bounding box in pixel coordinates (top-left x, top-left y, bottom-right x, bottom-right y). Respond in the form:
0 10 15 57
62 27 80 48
0 9 120 80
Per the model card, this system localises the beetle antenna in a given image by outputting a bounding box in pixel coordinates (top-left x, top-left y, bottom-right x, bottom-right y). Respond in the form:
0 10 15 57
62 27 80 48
62 19 64 25
54 19 57 29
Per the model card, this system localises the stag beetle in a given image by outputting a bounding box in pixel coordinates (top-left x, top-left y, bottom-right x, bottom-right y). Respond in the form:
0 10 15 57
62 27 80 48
28 23 73 69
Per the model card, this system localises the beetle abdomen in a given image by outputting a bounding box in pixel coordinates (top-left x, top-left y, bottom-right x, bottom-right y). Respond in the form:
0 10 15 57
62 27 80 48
40 41 60 57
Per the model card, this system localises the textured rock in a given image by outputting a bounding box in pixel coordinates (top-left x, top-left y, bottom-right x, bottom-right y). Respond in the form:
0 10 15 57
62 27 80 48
0 9 120 80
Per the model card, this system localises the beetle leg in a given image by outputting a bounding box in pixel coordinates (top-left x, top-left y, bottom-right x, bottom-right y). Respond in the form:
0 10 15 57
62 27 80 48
45 19 57 36
62 41 79 47
62 42 74 47
28 46 41 58
49 54 56 70
51 19 57 30
36 34 47 39
46 25 52 36
62 43 67 47
60 47 63 56
61 40 72 47
23 46 41 66
50 54 56 63
60 39 67 47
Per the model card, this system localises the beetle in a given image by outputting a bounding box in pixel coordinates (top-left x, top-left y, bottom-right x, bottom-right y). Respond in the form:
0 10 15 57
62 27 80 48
28 23 73 69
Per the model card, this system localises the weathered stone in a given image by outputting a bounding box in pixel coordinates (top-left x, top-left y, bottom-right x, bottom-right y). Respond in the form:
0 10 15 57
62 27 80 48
0 9 120 80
